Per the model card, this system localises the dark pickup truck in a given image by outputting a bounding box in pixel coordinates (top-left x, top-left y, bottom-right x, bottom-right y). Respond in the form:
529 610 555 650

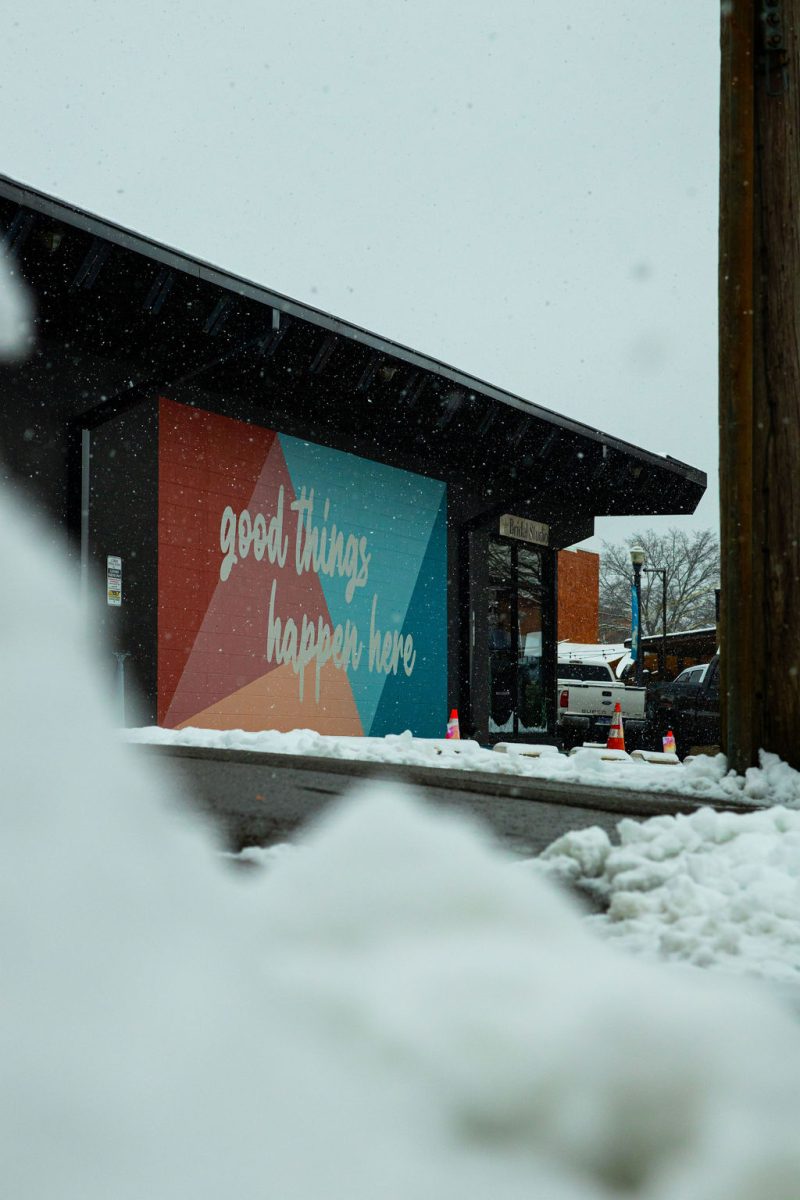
645 655 721 757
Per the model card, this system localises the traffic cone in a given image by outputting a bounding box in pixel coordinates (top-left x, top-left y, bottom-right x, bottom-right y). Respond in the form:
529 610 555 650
606 702 625 751
446 708 461 739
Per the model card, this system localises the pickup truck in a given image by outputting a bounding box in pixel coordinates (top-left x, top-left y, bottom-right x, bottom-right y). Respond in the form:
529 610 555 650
645 656 721 757
557 661 647 748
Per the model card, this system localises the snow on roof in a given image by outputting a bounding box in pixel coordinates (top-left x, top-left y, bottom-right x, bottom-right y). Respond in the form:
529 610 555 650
631 625 717 645
557 641 627 663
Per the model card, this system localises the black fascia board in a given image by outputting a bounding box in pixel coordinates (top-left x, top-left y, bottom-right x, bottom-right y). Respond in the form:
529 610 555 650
0 173 706 507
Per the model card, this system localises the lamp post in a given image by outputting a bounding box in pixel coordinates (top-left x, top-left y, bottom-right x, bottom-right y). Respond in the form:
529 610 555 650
642 566 668 678
630 545 645 686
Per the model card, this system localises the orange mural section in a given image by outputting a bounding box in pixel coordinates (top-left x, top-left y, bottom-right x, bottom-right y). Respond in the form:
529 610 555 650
177 659 364 735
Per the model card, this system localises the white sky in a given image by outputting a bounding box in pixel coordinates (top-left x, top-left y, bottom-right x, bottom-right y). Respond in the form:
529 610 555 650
0 0 720 553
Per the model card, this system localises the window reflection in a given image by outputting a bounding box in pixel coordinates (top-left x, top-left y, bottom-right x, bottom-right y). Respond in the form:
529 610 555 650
487 539 545 735
517 546 544 732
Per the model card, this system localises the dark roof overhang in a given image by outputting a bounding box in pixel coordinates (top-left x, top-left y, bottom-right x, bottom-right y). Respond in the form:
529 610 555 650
0 174 706 522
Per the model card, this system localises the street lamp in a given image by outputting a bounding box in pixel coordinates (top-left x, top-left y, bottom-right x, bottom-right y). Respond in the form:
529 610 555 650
642 566 668 678
630 545 645 686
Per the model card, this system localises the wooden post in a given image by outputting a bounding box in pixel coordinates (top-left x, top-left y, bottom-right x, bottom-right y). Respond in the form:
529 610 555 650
720 0 800 769
753 0 800 763
719 0 756 772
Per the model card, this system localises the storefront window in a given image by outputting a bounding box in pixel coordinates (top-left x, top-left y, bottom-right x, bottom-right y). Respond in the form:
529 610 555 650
516 546 545 731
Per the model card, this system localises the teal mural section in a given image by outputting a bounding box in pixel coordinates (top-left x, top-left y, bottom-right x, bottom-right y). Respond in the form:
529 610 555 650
370 493 447 737
278 434 447 736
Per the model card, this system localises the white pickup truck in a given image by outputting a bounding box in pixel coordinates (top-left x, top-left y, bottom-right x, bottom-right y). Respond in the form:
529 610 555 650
556 661 647 748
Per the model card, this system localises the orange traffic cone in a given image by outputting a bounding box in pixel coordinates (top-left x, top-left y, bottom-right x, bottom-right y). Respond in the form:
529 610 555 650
446 708 461 739
606 702 625 751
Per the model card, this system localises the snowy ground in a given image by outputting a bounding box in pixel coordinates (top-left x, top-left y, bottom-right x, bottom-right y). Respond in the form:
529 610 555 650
128 723 800 809
4 491 800 1197
224 769 800 1003
137 724 800 1003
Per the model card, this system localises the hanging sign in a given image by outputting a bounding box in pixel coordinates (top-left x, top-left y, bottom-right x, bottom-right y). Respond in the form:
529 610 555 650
107 555 122 607
499 514 549 546
630 581 640 662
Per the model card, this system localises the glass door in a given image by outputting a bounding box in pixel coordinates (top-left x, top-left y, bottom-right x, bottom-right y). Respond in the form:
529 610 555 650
487 538 546 736
488 542 515 733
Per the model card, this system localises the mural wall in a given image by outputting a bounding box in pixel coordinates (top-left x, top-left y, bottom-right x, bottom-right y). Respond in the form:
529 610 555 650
157 398 447 736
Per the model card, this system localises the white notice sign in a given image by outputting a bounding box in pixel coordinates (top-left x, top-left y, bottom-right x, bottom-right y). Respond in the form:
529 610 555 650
107 555 122 607
499 514 549 546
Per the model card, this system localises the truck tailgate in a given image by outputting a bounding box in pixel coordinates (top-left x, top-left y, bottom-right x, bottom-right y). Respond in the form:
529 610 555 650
560 683 646 720
561 682 620 717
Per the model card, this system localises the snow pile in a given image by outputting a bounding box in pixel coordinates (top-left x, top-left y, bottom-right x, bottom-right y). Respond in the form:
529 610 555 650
537 805 800 988
224 841 296 869
682 749 800 808
245 790 800 1199
3 484 800 1198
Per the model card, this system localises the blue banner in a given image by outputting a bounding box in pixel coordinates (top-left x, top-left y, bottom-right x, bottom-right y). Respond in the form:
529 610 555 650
631 581 640 662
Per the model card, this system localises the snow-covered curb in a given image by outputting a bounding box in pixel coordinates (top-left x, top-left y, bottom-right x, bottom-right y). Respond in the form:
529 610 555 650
126 726 800 809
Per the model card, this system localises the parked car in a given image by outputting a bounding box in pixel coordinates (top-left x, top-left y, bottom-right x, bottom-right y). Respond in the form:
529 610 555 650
556 661 647 748
645 656 721 756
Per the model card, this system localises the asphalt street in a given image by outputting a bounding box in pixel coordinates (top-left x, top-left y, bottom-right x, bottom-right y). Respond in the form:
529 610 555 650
135 744 750 859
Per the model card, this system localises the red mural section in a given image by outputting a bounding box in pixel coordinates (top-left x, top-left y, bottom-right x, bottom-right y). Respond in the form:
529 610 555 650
158 399 271 723
157 398 364 733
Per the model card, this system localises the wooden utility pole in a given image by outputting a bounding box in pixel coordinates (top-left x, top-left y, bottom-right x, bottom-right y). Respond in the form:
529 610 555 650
719 0 800 771
719 0 756 773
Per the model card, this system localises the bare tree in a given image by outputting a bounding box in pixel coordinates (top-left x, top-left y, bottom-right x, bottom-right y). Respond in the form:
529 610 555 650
599 529 720 642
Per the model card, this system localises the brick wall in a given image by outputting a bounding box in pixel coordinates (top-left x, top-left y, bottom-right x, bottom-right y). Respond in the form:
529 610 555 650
557 548 599 643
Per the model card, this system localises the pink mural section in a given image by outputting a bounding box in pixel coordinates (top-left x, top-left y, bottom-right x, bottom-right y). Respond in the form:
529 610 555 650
157 398 363 733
